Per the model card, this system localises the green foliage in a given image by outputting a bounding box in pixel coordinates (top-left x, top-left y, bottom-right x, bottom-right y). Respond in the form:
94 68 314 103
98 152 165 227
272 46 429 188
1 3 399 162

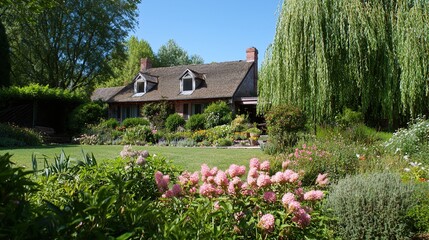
384 116 429 156
0 20 11 88
67 101 107 134
205 125 232 143
265 105 307 153
203 101 233 129
336 108 364 128
99 118 119 129
0 84 86 108
258 0 429 129
231 114 249 132
157 39 204 67
185 113 206 131
407 183 429 233
165 113 186 132
326 172 416 239
29 148 180 238
122 125 156 145
140 101 174 129
4 0 141 90
0 123 43 147
0 153 37 239
214 138 232 147
121 117 149 128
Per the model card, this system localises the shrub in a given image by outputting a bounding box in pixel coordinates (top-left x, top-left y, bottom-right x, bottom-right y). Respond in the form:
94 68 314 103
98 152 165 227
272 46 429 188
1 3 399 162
265 105 307 153
0 153 38 238
407 183 429 233
122 125 156 145
0 123 43 147
99 118 119 129
121 117 149 128
141 101 174 129
231 114 249 132
335 108 364 128
191 130 207 142
384 116 429 156
67 101 107 133
326 172 417 239
205 125 232 143
214 138 232 147
185 114 206 131
165 113 185 132
203 101 232 129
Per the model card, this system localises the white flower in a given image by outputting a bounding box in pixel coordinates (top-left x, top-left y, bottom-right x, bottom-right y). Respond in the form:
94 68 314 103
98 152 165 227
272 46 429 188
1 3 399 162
410 162 421 167
404 168 411 172
356 154 360 158
403 155 409 161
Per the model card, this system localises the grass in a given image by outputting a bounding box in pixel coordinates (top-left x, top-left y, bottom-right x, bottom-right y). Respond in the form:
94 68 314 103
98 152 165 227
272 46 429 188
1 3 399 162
0 144 269 172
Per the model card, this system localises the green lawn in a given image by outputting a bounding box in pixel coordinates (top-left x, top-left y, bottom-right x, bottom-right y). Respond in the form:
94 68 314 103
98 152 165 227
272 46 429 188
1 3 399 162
0 144 270 172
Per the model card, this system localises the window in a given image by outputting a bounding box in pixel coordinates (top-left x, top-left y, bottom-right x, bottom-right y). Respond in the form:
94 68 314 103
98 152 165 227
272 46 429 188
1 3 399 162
193 104 203 114
183 78 193 91
183 104 189 119
133 79 146 97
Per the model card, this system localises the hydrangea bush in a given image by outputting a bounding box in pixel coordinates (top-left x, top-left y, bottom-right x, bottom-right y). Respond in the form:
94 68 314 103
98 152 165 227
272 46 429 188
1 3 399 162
154 157 334 239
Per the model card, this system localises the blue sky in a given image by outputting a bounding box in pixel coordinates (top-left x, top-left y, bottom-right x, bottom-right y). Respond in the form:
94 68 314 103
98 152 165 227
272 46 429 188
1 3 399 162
132 1 282 65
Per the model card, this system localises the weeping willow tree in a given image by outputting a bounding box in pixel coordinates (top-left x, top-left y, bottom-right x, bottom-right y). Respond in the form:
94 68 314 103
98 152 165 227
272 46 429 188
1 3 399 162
258 0 429 129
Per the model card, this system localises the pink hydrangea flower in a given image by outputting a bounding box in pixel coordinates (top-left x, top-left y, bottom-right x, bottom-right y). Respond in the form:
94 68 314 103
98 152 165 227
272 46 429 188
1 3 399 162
263 191 277 203
295 187 304 201
155 171 169 193
199 183 216 197
249 158 260 170
227 164 246 178
201 164 211 180
247 176 257 186
190 171 199 185
136 156 146 166
248 167 259 178
271 172 286 183
288 200 301 212
292 208 311 228
284 169 300 183
172 184 182 196
178 171 190 185
162 190 174 198
260 160 270 171
214 170 228 186
259 213 275 232
227 181 237 195
316 173 329 187
257 174 272 188
282 192 296 206
303 190 324 201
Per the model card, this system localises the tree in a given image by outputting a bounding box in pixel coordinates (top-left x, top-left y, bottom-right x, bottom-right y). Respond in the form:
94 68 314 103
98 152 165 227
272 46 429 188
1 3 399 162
0 20 11 88
157 39 204 67
101 36 155 87
258 0 429 129
3 0 141 90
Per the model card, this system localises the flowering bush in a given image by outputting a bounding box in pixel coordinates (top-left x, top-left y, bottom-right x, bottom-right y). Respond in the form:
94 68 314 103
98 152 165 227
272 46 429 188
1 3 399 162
154 157 333 238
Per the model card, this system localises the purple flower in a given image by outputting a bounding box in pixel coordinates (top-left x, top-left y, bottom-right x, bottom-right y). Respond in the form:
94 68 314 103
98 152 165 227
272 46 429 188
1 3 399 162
292 208 311 228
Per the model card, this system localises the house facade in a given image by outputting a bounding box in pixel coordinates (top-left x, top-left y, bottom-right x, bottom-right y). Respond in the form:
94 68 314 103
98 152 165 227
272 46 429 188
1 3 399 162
91 47 259 122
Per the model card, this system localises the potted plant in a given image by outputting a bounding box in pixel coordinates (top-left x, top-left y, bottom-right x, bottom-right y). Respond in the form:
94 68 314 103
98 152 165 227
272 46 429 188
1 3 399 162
247 127 261 138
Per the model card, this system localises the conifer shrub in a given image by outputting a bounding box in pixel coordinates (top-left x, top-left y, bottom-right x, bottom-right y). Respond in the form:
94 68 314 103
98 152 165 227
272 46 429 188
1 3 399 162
165 113 185 132
121 117 149 128
326 172 417 239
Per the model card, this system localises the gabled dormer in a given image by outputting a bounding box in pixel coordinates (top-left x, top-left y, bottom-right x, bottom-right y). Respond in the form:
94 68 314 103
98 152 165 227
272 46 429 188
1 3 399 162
179 69 205 95
132 73 158 97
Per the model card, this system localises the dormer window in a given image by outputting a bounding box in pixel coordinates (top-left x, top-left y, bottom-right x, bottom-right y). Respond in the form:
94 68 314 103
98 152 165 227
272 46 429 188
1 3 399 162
180 69 205 95
133 78 146 97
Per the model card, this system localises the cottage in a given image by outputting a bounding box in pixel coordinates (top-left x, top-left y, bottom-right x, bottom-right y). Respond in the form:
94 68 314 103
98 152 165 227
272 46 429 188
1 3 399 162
91 47 259 122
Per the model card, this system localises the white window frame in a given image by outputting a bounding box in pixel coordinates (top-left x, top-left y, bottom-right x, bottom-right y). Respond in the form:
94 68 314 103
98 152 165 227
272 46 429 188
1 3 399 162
180 72 195 95
133 78 146 97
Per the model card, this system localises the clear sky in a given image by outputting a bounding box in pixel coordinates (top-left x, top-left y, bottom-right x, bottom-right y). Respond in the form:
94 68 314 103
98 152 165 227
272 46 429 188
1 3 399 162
132 1 282 65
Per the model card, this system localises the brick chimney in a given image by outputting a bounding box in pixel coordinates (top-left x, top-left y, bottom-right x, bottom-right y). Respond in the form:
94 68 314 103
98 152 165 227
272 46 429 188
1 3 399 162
246 47 258 63
246 47 258 96
140 57 152 72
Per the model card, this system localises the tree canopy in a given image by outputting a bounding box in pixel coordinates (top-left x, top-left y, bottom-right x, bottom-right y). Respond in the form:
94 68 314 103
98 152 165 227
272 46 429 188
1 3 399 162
258 0 429 129
157 39 204 67
0 20 11 88
3 0 141 90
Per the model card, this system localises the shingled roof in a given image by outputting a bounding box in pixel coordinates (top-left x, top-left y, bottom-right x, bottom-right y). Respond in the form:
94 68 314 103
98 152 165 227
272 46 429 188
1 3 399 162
106 60 255 103
91 86 125 102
